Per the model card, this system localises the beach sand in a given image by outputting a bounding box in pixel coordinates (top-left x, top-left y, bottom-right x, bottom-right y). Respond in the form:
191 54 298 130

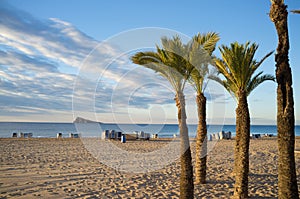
1 138 300 198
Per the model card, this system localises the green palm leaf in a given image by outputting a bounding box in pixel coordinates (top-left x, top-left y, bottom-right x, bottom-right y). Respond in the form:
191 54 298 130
188 32 220 93
247 73 275 95
213 42 274 98
131 45 186 92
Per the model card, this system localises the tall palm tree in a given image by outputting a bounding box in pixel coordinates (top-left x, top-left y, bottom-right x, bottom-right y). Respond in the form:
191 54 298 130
212 42 274 198
270 1 299 198
187 32 220 184
131 36 194 199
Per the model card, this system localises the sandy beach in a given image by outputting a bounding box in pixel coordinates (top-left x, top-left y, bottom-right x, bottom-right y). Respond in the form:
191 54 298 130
1 137 300 198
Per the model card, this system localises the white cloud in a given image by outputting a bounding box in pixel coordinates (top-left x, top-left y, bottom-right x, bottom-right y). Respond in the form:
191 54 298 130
0 2 225 122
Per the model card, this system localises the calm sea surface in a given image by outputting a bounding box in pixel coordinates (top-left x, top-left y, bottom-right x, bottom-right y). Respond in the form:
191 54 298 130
0 122 299 138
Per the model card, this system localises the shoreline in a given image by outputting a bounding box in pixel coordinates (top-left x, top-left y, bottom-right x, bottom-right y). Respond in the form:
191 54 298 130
1 122 300 139
3 135 300 140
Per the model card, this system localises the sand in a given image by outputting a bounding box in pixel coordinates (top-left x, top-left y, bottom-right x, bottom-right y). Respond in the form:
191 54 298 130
0 137 300 198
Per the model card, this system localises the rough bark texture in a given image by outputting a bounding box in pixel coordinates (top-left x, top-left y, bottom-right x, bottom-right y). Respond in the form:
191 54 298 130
175 92 194 199
195 93 207 184
269 1 299 198
233 91 250 199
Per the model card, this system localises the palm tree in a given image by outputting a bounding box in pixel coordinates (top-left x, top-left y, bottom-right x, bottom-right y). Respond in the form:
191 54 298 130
187 32 220 184
131 36 194 199
269 1 299 198
212 42 274 198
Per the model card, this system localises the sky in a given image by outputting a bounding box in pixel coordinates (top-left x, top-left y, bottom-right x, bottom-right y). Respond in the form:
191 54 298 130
0 0 299 125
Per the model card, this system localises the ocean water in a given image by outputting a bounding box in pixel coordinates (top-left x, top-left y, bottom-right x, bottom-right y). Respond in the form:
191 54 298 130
0 122 300 138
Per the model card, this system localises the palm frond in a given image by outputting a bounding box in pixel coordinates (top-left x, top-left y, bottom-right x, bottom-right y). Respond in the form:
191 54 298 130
185 32 220 93
160 35 195 80
212 41 273 98
209 75 236 97
131 43 186 92
132 34 220 94
247 73 275 95
193 32 220 55
291 9 300 14
253 51 274 71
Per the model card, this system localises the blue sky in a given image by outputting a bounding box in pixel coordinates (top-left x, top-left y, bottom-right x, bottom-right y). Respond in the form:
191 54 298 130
0 0 299 124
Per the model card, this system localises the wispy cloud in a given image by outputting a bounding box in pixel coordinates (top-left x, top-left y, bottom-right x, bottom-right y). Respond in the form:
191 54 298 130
0 2 98 68
0 2 225 122
0 2 173 121
0 2 98 120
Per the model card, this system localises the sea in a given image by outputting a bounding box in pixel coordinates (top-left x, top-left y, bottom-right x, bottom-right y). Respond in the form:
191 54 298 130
0 122 300 138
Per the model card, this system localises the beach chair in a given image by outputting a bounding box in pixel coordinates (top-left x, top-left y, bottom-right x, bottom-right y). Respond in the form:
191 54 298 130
222 131 229 139
137 131 145 139
251 134 261 139
121 134 126 143
264 133 273 137
12 132 18 138
226 131 232 139
110 130 115 139
57 133 62 138
116 132 122 140
23 133 31 138
214 133 220 140
101 130 108 139
69 133 79 138
219 131 225 139
142 133 150 140
125 133 138 140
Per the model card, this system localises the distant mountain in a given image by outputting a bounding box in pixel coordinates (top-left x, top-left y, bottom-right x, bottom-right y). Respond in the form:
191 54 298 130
73 117 101 123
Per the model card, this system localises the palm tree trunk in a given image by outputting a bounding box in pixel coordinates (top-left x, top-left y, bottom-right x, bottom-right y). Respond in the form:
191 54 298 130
233 91 250 199
195 93 207 184
270 1 299 198
176 92 194 199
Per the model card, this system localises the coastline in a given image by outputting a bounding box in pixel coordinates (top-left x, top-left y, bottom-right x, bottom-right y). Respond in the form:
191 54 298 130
0 122 300 138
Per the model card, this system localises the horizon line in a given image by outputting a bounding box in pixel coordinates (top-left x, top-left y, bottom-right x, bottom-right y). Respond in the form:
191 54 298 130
1 121 300 126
